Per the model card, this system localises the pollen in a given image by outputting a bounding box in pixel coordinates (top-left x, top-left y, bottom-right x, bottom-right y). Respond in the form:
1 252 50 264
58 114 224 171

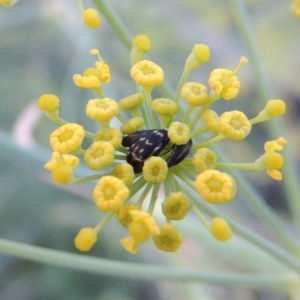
168 122 191 145
50 123 85 154
86 98 119 122
162 192 190 220
143 157 168 183
194 170 237 203
74 227 98 251
84 141 115 170
82 8 101 29
219 110 252 141
93 176 129 212
130 60 164 87
152 223 183 252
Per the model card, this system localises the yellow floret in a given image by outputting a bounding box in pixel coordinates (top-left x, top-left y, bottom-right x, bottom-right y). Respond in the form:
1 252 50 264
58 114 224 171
152 223 183 252
202 110 220 135
116 204 141 228
143 157 168 183
121 117 144 134
151 98 179 116
181 82 209 106
74 227 98 251
38 94 60 111
120 236 139 254
219 111 251 141
210 217 232 242
94 128 122 149
86 98 119 122
44 152 79 184
93 176 129 212
84 141 115 170
193 148 217 172
194 170 237 203
162 192 190 220
184 44 210 72
130 60 164 87
112 163 135 187
82 8 101 29
168 122 191 145
119 93 144 111
50 123 85 154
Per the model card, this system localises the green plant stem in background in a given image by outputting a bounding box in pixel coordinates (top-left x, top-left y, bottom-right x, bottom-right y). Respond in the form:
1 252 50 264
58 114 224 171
229 0 300 238
0 238 298 290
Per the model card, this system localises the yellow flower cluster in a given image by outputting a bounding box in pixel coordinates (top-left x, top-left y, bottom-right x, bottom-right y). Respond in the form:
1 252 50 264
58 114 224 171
38 14 286 254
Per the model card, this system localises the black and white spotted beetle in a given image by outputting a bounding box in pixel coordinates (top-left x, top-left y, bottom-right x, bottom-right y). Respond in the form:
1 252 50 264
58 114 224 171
121 129 193 174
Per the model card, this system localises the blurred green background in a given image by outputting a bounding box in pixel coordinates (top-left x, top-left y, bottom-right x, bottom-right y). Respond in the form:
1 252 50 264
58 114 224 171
0 0 298 299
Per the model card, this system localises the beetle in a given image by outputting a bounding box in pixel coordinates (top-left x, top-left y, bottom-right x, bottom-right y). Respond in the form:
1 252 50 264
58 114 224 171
122 129 193 174
166 139 193 168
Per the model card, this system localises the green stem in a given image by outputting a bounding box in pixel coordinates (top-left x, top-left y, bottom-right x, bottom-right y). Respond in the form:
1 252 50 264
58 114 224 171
217 162 257 170
94 211 115 232
69 173 107 184
190 204 210 229
182 104 194 124
143 87 159 128
0 238 298 289
188 96 216 129
148 184 160 214
135 183 152 207
93 0 131 49
174 70 189 104
193 133 226 149
230 0 300 238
